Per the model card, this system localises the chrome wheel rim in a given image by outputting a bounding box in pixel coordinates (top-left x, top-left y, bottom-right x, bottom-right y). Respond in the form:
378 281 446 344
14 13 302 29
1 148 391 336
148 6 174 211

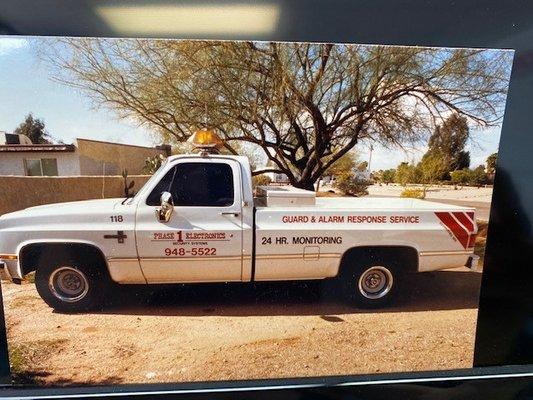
49 266 89 303
358 266 393 299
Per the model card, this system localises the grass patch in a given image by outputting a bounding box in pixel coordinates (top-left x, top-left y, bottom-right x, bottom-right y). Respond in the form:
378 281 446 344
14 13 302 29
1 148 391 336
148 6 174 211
9 338 67 385
474 220 489 265
474 240 486 262
24 272 35 284
400 188 425 199
476 220 489 238
316 190 341 197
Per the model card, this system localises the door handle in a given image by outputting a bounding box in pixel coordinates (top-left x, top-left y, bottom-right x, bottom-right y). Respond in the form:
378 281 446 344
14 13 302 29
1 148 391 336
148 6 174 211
220 212 240 217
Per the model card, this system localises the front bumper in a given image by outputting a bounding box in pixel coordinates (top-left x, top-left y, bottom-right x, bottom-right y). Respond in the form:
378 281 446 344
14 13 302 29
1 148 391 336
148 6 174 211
465 254 480 270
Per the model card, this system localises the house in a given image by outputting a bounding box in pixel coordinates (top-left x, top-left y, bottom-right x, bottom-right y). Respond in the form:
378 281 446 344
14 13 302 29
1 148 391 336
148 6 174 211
266 171 290 184
266 169 372 188
0 136 171 176
0 131 32 145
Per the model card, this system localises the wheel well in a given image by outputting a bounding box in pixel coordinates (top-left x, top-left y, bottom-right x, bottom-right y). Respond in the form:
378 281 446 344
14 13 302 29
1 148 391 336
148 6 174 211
338 246 419 275
19 243 108 277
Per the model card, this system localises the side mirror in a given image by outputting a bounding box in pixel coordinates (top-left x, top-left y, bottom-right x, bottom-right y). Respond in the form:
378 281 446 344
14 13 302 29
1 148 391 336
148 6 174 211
156 191 174 223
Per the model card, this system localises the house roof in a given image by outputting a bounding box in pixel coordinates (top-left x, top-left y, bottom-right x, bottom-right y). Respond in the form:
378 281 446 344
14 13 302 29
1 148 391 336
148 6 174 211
0 144 76 152
0 138 170 154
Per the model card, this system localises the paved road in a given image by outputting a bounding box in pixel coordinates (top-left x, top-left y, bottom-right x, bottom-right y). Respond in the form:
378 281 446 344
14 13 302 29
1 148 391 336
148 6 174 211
367 195 491 221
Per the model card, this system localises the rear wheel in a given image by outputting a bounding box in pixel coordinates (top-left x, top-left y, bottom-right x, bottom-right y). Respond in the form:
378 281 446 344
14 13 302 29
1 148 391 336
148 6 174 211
35 258 108 312
340 257 400 308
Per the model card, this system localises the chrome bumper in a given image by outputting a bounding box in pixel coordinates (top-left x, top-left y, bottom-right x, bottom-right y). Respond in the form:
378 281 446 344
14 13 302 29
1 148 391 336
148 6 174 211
465 254 480 270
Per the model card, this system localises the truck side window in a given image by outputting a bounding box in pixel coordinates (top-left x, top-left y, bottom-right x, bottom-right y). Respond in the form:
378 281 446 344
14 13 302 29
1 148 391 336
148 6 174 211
146 162 234 207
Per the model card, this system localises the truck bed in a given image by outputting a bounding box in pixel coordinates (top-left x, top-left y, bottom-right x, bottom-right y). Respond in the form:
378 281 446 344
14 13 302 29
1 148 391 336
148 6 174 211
253 195 477 281
255 196 474 211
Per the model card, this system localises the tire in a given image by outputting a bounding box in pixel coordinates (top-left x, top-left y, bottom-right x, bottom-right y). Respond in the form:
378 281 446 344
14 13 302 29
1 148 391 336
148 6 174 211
340 255 400 308
35 256 109 313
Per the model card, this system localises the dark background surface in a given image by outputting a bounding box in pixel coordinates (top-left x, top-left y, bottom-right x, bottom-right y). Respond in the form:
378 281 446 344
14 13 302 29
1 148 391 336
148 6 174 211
0 0 532 397
0 366 532 399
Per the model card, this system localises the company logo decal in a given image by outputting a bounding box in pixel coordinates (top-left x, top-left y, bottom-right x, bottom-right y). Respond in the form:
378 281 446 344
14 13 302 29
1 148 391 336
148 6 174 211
152 231 232 246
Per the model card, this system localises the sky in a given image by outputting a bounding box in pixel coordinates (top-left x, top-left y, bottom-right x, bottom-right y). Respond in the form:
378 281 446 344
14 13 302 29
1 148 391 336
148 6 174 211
0 37 155 147
361 123 502 171
0 37 506 171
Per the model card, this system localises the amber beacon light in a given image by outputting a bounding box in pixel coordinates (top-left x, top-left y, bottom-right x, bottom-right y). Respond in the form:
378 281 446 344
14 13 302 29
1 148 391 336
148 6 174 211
187 129 225 153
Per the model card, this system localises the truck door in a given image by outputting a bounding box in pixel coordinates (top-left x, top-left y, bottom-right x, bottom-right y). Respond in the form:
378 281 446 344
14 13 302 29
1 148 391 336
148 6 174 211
135 158 243 283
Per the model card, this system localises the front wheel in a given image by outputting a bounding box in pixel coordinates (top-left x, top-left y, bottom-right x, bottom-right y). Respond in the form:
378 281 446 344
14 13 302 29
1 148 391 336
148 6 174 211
35 261 108 312
340 260 399 308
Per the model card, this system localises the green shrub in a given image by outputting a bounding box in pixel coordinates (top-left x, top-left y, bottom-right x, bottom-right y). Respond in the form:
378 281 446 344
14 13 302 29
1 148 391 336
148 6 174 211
381 169 396 185
450 167 488 188
470 165 488 187
450 169 470 187
25 272 35 284
400 188 425 199
143 154 166 174
334 173 370 196
395 162 422 186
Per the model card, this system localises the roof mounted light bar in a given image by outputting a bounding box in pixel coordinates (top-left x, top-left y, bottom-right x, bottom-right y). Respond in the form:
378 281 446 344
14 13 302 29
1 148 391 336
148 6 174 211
187 129 224 155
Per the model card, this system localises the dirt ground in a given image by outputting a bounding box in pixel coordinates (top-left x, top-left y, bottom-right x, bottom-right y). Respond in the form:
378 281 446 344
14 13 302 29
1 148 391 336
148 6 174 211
320 183 493 203
368 184 493 203
1 266 482 387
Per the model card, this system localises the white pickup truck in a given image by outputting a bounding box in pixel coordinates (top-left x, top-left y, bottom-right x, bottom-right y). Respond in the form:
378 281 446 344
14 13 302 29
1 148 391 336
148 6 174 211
0 147 479 312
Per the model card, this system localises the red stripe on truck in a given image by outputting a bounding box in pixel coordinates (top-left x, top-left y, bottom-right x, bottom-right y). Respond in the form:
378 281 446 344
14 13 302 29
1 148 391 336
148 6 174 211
458 211 477 249
435 212 470 249
457 211 476 249
453 212 474 232
467 232 477 249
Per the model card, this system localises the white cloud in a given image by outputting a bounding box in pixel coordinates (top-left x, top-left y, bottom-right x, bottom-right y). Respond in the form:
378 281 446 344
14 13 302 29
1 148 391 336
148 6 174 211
0 37 29 56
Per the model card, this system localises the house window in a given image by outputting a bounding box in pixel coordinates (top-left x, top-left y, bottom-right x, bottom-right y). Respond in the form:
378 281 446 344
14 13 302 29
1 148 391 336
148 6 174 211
24 158 59 176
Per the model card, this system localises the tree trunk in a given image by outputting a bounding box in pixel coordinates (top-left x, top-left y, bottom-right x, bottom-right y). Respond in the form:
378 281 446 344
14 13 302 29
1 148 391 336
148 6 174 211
293 180 316 191
315 178 322 193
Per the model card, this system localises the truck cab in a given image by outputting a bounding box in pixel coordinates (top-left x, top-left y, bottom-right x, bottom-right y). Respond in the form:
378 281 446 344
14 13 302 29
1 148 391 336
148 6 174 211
129 154 255 283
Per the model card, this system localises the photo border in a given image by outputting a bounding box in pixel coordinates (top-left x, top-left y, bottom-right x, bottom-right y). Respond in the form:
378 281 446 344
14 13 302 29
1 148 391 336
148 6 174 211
0 366 532 398
0 0 532 396
0 285 9 385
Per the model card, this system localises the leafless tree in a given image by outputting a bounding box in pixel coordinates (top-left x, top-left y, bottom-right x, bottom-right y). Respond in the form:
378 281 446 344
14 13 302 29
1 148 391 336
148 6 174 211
44 39 512 189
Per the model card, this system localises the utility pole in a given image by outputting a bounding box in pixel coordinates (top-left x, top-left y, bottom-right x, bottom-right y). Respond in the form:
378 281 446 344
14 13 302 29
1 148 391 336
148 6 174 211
367 144 374 172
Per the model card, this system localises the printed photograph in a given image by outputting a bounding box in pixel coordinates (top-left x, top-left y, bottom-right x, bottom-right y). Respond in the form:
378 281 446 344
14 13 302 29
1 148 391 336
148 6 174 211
0 37 513 385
